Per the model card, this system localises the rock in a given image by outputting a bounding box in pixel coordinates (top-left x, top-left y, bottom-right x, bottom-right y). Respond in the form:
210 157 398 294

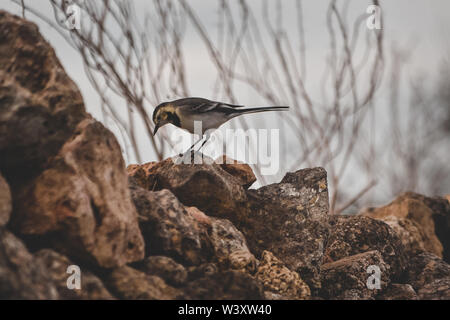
127 162 159 191
0 11 86 181
244 167 330 292
127 156 248 222
404 252 450 290
215 155 256 189
0 11 144 269
320 250 390 300
255 250 311 299
417 194 450 264
377 215 427 256
324 215 406 280
182 270 264 300
187 263 219 281
186 206 212 225
129 180 205 265
0 174 11 226
207 217 257 273
378 283 418 300
416 278 450 300
264 291 285 300
363 192 445 259
130 177 256 271
11 119 145 268
137 256 188 287
34 249 115 300
0 228 59 299
106 265 180 300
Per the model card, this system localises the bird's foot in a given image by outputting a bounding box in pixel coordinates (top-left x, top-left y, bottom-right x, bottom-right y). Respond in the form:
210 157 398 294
175 149 195 164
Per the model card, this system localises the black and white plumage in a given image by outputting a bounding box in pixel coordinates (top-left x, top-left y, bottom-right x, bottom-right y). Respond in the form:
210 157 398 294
152 97 289 154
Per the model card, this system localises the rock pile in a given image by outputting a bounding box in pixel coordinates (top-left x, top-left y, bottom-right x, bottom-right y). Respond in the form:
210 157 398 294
0 11 449 300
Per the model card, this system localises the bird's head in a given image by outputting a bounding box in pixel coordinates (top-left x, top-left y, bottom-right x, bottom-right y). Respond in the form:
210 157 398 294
152 102 179 135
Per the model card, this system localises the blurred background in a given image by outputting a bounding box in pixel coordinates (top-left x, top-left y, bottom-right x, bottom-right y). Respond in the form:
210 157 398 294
3 0 449 214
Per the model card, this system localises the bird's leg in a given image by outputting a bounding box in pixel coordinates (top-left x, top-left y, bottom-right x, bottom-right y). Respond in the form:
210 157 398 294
196 133 211 154
179 136 203 158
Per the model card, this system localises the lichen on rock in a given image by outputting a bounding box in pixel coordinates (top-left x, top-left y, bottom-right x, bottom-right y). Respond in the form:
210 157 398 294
244 167 330 292
255 250 311 300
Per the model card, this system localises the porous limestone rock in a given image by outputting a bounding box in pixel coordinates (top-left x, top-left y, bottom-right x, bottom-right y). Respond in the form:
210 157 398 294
255 250 311 300
320 250 390 300
244 167 330 292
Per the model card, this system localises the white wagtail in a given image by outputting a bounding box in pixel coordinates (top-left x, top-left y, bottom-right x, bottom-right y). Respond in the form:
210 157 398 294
152 97 289 155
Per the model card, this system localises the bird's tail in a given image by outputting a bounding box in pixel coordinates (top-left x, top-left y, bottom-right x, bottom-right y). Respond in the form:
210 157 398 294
233 106 290 116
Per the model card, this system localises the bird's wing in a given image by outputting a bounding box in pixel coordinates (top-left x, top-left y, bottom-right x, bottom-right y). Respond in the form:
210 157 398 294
191 101 221 112
174 98 244 113
192 102 246 114
221 102 245 108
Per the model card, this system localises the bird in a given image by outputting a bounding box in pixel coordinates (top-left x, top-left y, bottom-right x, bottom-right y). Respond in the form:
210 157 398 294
152 97 289 156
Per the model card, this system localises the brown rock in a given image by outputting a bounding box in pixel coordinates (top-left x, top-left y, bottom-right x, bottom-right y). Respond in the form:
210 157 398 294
34 249 115 300
215 155 256 189
129 180 205 265
182 270 264 300
127 156 248 222
207 217 257 273
378 283 418 300
255 250 311 299
404 252 450 290
417 194 450 263
137 256 188 287
186 206 212 225
0 174 11 226
130 176 257 271
320 250 390 300
0 228 59 299
11 119 145 268
417 278 450 300
0 11 86 181
187 263 219 281
378 216 428 256
106 266 180 300
126 162 159 191
244 167 330 292
264 291 285 300
363 192 444 258
324 215 406 280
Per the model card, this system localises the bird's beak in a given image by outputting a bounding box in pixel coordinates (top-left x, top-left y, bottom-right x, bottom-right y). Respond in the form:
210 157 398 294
153 123 160 135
